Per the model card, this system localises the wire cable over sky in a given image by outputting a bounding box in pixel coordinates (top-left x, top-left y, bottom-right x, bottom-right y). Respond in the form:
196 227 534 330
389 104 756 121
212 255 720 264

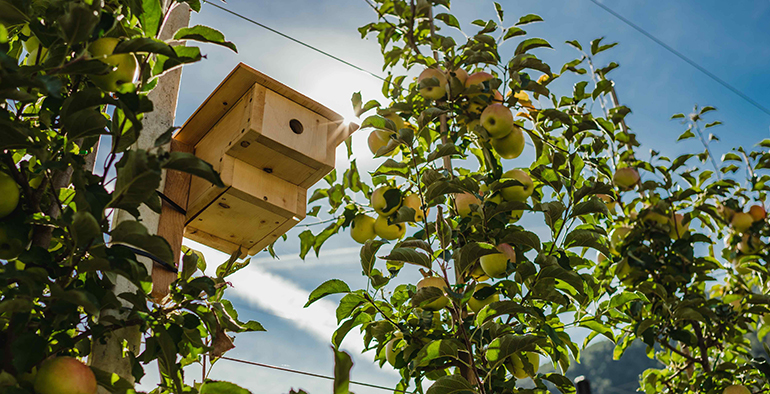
586 0 770 117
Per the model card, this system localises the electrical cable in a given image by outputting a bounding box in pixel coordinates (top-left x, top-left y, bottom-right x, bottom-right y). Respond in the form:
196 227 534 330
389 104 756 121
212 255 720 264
218 356 416 393
586 0 770 117
201 0 389 83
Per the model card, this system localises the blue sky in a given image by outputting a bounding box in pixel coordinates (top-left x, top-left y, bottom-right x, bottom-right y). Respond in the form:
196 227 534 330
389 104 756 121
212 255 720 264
138 1 770 393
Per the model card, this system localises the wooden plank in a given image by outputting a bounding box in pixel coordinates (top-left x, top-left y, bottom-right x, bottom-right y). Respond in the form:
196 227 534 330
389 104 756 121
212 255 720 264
175 63 344 147
151 139 193 300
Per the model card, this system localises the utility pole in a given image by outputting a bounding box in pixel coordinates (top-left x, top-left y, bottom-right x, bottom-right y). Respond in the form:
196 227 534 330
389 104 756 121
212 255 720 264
89 2 191 390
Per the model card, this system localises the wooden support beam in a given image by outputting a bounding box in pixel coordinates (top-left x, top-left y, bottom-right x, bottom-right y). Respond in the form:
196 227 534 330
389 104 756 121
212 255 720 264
152 138 193 300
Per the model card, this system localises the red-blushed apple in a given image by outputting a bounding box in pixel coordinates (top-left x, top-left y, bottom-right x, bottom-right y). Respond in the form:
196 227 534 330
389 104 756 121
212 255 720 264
731 212 754 233
455 192 481 217
749 205 766 222
464 71 493 92
418 68 447 100
371 186 402 216
416 276 449 310
444 68 468 98
480 104 514 138
402 193 426 222
468 283 499 313
374 215 405 240
613 167 640 190
491 125 525 159
0 171 20 219
33 357 97 394
350 214 376 244
88 37 139 92
500 169 534 202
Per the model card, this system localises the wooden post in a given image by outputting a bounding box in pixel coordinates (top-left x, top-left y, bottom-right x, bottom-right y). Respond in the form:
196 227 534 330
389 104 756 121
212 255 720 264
89 2 190 389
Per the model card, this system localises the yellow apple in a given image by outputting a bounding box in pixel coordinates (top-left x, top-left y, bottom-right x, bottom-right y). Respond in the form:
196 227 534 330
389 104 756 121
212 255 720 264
385 337 403 366
471 265 490 281
723 385 750 394
0 172 20 219
479 253 511 278
384 113 405 131
500 169 534 202
731 212 754 233
416 276 449 310
749 205 766 222
88 37 139 92
468 283 499 313
34 357 97 394
350 214 376 244
418 68 447 100
368 129 396 156
455 192 481 218
669 213 689 240
506 352 539 379
480 104 514 139
491 125 525 159
613 167 640 190
371 186 402 216
374 215 405 240
402 193 426 222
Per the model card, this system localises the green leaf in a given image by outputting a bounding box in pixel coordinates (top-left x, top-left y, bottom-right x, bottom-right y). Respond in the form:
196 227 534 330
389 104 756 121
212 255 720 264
500 230 541 252
58 3 100 44
360 240 385 277
515 38 552 55
200 380 253 394
381 247 432 269
565 40 582 51
486 334 542 369
608 292 642 309
578 319 614 342
515 14 544 26
475 300 526 325
91 367 136 393
163 151 224 187
413 339 461 367
114 37 177 58
564 228 610 257
108 150 161 213
336 293 364 323
544 373 576 394
72 211 102 247
427 143 464 163
305 279 350 307
140 0 163 36
64 109 109 139
434 13 461 30
174 25 237 52
455 242 497 277
333 348 353 394
570 197 609 217
678 129 695 141
111 221 174 265
426 374 476 394
153 45 203 77
502 27 526 41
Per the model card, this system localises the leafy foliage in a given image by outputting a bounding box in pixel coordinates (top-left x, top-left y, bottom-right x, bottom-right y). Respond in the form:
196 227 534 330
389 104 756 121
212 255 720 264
300 1 770 394
0 0 257 393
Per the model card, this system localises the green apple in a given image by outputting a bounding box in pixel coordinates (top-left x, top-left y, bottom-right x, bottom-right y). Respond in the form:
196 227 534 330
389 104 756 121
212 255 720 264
374 215 405 240
385 335 404 366
468 283 499 313
613 167 640 190
723 385 750 394
0 172 20 219
88 37 139 92
418 68 447 100
384 113 405 131
506 352 539 379
731 212 753 233
480 104 514 139
371 186 402 216
491 125 525 159
500 169 534 202
749 205 766 222
402 193 426 222
610 226 632 251
643 211 669 226
480 253 511 278
368 129 396 156
350 214 376 244
34 357 97 394
669 213 689 240
416 276 449 310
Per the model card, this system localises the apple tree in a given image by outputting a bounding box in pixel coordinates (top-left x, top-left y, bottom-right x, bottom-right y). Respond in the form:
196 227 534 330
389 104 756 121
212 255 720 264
0 0 263 393
299 1 770 393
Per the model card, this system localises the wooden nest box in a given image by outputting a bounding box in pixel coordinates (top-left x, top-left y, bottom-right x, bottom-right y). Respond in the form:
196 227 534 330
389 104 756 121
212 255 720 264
174 63 356 256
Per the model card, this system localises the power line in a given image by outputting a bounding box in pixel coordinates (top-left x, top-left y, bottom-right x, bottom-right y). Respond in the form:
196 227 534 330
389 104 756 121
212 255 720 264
201 0 389 83
586 0 770 117
218 356 415 393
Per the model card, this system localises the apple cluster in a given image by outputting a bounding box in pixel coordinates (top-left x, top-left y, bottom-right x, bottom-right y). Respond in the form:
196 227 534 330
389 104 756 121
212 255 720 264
350 186 426 244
